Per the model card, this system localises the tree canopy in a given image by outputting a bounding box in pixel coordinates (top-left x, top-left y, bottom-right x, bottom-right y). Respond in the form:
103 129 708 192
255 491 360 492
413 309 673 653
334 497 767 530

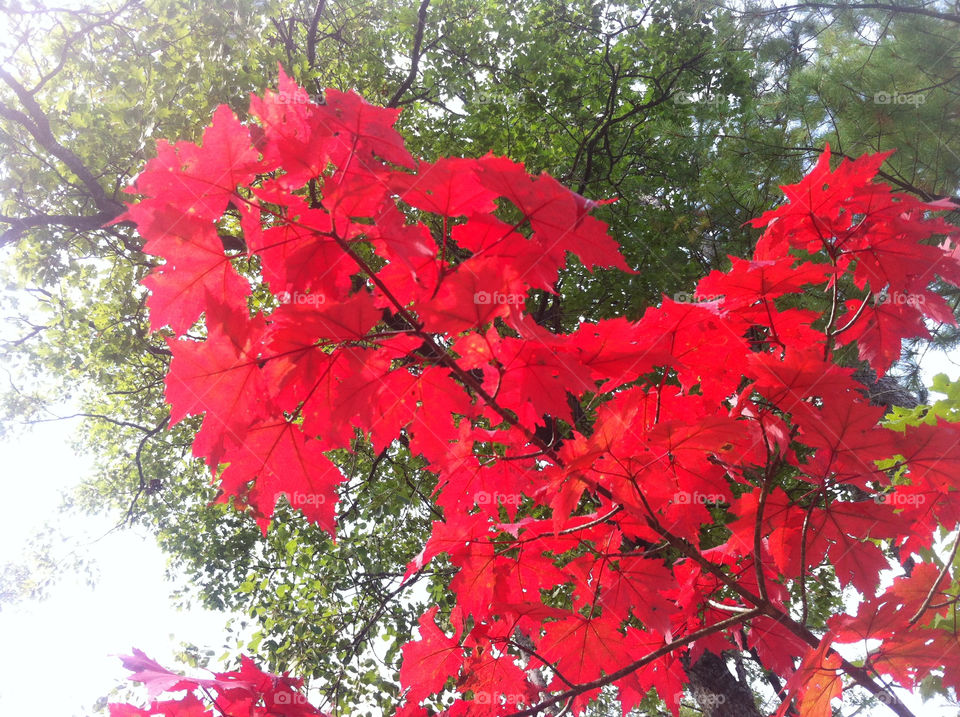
1 1 958 715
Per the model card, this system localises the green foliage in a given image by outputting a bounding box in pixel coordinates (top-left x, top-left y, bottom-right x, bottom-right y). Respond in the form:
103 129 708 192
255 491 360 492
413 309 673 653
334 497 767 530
886 373 960 430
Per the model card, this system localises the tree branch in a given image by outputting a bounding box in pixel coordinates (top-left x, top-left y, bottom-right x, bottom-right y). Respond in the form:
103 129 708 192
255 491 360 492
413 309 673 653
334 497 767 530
305 0 328 70
0 209 126 246
0 68 122 214
386 0 431 108
505 609 764 717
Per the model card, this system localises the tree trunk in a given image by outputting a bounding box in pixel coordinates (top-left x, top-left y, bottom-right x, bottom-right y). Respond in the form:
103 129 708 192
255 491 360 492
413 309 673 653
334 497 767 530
685 650 764 717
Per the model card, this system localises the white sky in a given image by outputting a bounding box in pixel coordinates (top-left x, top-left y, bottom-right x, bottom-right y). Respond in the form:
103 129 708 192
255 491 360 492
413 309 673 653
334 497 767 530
0 418 237 716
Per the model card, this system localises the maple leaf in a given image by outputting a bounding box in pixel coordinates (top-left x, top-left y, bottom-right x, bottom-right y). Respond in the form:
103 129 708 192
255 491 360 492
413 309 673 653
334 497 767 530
165 311 269 441
320 87 415 170
591 555 678 637
564 317 673 390
246 204 355 300
872 629 960 692
727 487 804 577
400 607 463 706
631 297 751 401
777 641 843 717
459 648 534 713
113 650 323 717
417 257 524 334
696 255 834 309
751 145 894 258
267 291 382 348
475 154 629 272
889 417 960 493
129 202 251 334
131 105 262 221
790 395 898 488
391 157 498 216
830 563 949 644
748 615 811 677
218 418 342 535
803 501 904 594
745 348 862 414
117 648 218 699
834 298 930 376
537 614 628 686
848 218 960 297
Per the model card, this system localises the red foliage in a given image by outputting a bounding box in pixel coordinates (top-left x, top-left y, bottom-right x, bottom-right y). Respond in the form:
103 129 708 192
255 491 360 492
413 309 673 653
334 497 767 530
111 69 960 717
109 649 322 716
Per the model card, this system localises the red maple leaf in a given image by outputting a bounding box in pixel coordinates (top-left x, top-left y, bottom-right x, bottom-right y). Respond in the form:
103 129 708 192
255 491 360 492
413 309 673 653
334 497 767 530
399 607 463 706
834 298 930 375
122 71 960 717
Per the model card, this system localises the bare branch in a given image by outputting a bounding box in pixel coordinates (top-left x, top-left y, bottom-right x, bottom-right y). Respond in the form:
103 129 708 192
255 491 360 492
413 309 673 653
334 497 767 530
387 0 431 108
306 0 329 70
0 209 126 247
